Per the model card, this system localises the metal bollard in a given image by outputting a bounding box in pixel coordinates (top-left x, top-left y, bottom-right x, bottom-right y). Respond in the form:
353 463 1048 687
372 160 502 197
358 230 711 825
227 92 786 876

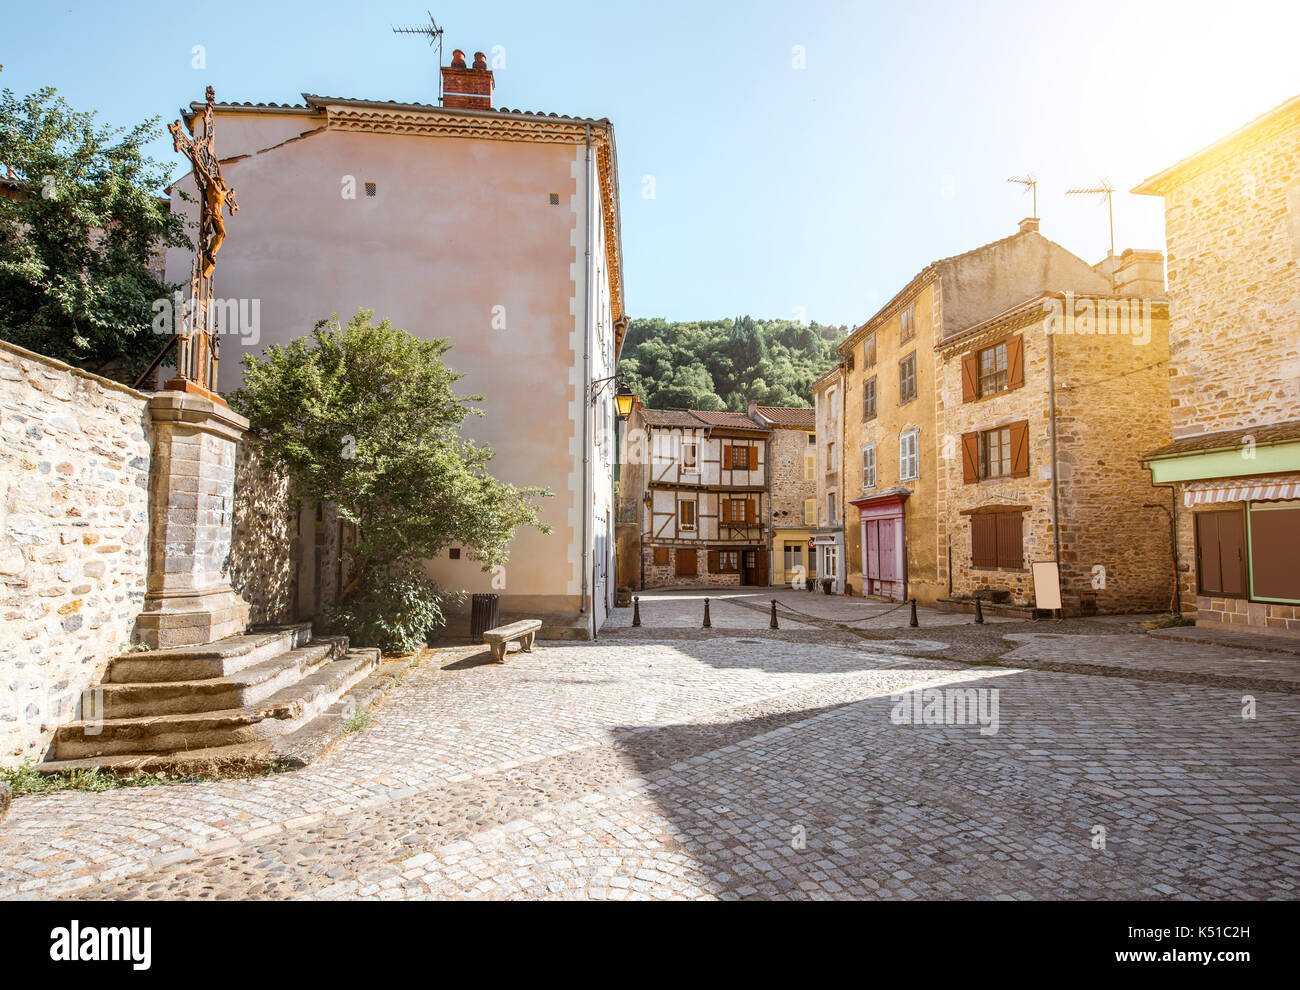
632 596 641 627
703 597 712 629
909 597 919 628
974 596 985 624
770 600 779 630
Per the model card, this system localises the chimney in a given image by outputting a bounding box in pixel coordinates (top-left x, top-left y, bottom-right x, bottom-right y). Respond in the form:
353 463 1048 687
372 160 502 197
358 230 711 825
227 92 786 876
1112 249 1166 298
1018 216 1039 235
441 48 494 110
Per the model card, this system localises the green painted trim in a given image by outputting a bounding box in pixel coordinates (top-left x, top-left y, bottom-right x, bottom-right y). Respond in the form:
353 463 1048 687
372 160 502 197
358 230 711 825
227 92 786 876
1148 440 1300 484
1246 503 1300 605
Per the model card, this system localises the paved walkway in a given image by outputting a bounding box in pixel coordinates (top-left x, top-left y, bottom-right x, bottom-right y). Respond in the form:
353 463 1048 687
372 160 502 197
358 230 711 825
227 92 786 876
1 628 1296 900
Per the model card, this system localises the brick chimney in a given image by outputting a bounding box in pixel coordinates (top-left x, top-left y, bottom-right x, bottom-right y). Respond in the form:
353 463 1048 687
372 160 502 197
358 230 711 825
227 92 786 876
441 48 494 110
1112 249 1166 298
1018 216 1040 234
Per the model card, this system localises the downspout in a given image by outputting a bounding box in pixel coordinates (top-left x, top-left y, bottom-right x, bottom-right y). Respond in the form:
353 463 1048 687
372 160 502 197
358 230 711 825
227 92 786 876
580 124 593 638
1046 328 1063 619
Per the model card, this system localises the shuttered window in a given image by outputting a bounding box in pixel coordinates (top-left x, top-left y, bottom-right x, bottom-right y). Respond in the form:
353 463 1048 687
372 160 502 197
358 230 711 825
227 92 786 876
962 334 1025 402
729 446 752 470
971 511 1023 569
678 500 696 530
900 304 916 343
721 497 755 525
900 429 919 481
804 498 816 525
863 377 877 421
1247 504 1300 603
675 549 697 576
963 421 1029 482
653 547 669 566
863 333 877 368
1196 510 1245 596
804 453 815 481
862 444 876 489
709 550 739 573
899 352 917 404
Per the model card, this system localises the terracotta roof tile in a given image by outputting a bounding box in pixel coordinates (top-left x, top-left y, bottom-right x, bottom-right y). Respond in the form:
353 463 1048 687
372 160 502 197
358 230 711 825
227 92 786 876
1144 419 1300 460
753 405 815 427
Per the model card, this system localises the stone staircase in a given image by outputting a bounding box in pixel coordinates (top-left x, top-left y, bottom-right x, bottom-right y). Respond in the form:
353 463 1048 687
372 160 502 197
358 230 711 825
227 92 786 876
38 623 381 776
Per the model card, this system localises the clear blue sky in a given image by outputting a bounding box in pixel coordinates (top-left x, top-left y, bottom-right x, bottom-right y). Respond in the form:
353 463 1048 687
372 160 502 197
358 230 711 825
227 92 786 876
4 0 1298 327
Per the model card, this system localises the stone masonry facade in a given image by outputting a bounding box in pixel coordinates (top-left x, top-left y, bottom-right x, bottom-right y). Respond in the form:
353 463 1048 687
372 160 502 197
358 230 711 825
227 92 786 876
0 341 151 765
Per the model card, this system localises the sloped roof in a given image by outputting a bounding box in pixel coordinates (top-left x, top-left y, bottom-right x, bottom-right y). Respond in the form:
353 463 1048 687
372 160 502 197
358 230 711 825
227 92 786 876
638 408 702 427
637 408 770 433
753 405 815 427
689 410 770 432
1143 419 1300 461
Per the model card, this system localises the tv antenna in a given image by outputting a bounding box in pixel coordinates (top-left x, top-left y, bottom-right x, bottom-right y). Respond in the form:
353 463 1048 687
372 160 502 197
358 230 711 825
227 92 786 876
1067 179 1116 283
393 11 446 103
1007 174 1037 217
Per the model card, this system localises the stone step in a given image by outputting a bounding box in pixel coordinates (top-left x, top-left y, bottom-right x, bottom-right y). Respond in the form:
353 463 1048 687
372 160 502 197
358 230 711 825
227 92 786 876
94 638 348 719
53 648 380 759
106 623 314 683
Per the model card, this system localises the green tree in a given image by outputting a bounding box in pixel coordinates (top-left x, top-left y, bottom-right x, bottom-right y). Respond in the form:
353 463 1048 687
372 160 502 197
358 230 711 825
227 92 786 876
0 72 190 376
230 309 552 652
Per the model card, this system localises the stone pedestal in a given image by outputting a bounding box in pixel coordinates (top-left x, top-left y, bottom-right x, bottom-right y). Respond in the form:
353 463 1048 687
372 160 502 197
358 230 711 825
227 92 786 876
135 392 251 649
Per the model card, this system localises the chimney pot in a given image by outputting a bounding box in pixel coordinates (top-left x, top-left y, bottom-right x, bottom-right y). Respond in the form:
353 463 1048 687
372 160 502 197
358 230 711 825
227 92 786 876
450 49 467 68
1018 216 1040 234
472 51 488 70
442 46 494 109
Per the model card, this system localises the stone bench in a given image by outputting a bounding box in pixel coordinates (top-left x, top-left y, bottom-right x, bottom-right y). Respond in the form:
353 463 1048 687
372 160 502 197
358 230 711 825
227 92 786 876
482 619 542 662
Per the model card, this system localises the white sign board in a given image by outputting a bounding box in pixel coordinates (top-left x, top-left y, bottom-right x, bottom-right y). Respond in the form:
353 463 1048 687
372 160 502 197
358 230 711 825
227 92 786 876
1031 561 1062 611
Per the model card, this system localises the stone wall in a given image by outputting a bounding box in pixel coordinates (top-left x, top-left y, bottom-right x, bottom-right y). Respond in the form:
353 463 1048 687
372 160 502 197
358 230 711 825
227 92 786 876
0 341 151 765
768 426 815 523
1160 103 1300 438
230 440 297 626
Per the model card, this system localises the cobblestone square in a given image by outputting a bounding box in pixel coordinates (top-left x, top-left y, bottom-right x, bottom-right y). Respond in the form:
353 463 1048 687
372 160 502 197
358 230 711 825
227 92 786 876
1 614 1297 900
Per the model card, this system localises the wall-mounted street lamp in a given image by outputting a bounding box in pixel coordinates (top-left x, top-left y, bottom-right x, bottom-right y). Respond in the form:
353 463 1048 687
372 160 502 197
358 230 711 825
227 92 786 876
592 374 636 419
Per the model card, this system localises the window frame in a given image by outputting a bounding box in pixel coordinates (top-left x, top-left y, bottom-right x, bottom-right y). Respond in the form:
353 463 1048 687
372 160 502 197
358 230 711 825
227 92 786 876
899 304 916 343
863 376 877 421
977 341 1009 398
862 443 876 490
681 441 698 471
899 352 917 405
970 510 1025 570
678 499 697 531
978 426 1013 480
899 428 920 482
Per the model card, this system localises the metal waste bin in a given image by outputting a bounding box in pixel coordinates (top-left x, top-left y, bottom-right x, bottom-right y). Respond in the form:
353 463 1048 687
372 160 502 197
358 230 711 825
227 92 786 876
470 593 500 643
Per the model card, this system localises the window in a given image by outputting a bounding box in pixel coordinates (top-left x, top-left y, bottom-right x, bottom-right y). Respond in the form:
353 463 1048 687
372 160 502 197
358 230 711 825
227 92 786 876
653 547 670 566
962 335 1024 402
807 433 816 445
783 545 803 570
979 427 1012 479
863 377 877 421
728 446 752 470
979 342 1008 397
823 545 839 578
722 497 754 525
804 498 816 525
826 388 837 419
804 453 815 481
1247 504 1300 603
971 511 1024 569
710 549 739 573
827 442 836 470
862 444 876 489
961 422 1028 483
900 304 916 342
900 429 919 481
899 353 917 405
1196 510 1246 596
828 493 837 524
863 333 877 368
448 548 461 560
679 500 697 530
675 549 697 576
682 442 698 470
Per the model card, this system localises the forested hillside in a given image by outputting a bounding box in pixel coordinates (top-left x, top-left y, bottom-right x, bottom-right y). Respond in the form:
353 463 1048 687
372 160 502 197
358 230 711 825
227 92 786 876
616 316 847 412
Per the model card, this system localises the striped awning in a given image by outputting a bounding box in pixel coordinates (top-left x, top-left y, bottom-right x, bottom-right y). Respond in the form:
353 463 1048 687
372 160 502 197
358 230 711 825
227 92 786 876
1183 477 1300 506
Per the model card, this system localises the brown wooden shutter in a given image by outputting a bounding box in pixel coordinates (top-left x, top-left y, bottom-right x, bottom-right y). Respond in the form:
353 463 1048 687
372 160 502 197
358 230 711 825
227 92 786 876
961 432 979 484
961 353 978 402
746 499 756 525
720 498 730 524
676 549 696 576
971 515 997 568
722 444 732 469
745 446 754 469
1007 334 1025 390
653 547 669 566
1010 420 1030 477
1218 511 1245 596
708 549 720 573
995 512 1023 568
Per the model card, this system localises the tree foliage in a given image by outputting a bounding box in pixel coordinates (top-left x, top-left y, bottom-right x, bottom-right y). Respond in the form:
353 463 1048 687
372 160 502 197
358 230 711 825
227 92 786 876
230 310 552 649
0 70 190 376
617 316 846 411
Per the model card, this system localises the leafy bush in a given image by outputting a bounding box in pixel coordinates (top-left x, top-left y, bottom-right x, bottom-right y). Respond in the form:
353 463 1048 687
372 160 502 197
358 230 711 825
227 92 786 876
327 567 458 655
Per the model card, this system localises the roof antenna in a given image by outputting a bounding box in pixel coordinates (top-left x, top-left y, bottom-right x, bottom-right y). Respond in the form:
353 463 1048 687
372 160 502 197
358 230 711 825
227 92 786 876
1007 174 1037 218
393 11 446 104
1067 179 1116 288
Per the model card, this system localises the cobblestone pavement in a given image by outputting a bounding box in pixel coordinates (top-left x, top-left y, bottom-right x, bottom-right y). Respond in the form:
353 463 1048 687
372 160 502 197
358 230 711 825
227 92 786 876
2 631 1297 900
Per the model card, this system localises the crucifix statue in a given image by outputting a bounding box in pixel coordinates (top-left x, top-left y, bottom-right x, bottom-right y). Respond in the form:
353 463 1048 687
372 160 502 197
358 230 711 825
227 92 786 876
169 86 238 278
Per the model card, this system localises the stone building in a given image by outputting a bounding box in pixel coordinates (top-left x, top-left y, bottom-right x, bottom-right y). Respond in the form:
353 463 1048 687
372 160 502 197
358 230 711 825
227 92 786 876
811 366 845 592
1136 93 1300 636
936 280 1173 615
837 220 1127 604
163 49 627 638
749 403 816 586
620 407 770 588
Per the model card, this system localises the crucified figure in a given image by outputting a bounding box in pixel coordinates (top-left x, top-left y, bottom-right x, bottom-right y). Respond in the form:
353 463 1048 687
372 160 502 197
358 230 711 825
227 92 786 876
169 86 238 278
